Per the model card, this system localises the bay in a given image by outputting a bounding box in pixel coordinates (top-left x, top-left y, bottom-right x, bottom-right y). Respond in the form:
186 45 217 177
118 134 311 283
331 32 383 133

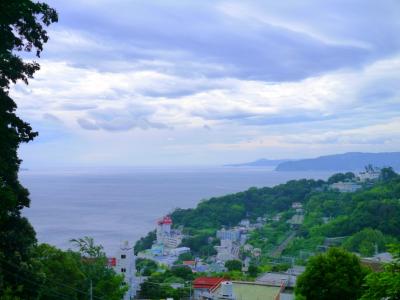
20 166 331 254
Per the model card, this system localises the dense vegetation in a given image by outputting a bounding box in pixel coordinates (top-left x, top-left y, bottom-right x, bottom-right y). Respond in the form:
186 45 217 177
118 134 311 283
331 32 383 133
0 2 126 299
295 247 369 300
134 168 400 263
0 1 58 298
138 266 193 299
361 244 400 299
283 169 400 258
168 179 323 255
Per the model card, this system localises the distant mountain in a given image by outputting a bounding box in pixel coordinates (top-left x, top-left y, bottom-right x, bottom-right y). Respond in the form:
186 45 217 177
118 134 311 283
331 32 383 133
275 152 400 171
226 158 289 167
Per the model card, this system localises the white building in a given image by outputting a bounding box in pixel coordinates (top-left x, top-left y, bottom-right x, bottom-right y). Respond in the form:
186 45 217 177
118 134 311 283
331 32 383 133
239 219 250 228
156 216 183 249
216 228 241 242
111 241 137 300
157 216 172 243
215 239 240 262
329 181 361 193
358 169 380 182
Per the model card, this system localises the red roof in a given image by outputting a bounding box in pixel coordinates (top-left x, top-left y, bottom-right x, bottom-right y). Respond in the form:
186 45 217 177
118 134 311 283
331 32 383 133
183 260 196 266
107 257 116 267
158 215 173 225
193 277 224 290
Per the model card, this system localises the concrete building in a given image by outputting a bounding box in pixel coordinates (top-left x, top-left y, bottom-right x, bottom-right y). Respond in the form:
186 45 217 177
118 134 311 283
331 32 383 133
239 219 250 228
216 228 241 242
215 239 240 262
358 168 380 182
329 181 361 193
155 215 183 250
110 241 137 300
157 215 172 243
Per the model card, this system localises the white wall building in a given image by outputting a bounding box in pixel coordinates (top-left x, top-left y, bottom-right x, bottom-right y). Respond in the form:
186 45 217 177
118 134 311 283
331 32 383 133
157 216 172 243
216 228 241 242
358 169 380 182
112 241 137 300
329 181 361 193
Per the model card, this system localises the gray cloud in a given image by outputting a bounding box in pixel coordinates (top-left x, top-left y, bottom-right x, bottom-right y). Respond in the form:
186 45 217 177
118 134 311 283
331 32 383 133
60 103 98 111
77 106 170 131
77 118 99 130
43 0 400 82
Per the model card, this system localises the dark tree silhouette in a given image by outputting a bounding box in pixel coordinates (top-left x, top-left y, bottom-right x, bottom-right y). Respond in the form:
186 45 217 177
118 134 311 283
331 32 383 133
0 1 57 298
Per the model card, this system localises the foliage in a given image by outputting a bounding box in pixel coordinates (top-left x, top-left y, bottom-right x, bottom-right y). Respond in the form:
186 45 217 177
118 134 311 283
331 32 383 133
134 230 156 254
69 237 128 300
136 258 158 276
170 266 194 281
173 252 194 265
327 172 355 184
171 179 322 231
0 1 57 298
225 259 242 272
139 269 192 300
343 228 397 257
361 244 400 299
247 264 260 277
33 240 127 300
35 244 85 299
70 236 104 258
380 167 399 182
295 248 368 300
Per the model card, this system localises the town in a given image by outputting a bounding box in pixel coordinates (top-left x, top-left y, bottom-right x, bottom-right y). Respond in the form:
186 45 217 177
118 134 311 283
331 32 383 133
106 165 395 300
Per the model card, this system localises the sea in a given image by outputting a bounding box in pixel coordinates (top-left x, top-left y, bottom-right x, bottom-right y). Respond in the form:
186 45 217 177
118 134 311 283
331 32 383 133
20 166 331 255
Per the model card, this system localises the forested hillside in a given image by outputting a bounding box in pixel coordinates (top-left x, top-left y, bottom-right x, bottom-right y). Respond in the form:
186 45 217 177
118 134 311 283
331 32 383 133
135 168 400 258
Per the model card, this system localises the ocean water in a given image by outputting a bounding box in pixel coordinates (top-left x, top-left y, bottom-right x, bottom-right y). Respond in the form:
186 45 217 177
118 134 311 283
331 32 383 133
20 166 331 254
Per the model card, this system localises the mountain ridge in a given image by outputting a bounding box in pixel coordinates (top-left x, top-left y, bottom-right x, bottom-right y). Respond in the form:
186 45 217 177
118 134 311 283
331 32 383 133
276 152 400 171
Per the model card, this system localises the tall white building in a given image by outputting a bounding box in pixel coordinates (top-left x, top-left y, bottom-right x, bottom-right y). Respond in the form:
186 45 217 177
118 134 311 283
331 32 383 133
155 215 182 250
111 241 137 300
157 215 172 243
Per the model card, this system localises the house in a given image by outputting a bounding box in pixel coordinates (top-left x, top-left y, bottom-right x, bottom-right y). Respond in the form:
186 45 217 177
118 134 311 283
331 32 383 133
193 277 284 300
193 277 225 299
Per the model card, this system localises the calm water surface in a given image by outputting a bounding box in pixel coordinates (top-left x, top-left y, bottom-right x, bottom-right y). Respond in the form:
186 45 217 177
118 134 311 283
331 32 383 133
20 166 331 254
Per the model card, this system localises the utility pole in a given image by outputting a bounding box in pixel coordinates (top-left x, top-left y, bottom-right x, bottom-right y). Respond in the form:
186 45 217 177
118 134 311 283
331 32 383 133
90 279 93 300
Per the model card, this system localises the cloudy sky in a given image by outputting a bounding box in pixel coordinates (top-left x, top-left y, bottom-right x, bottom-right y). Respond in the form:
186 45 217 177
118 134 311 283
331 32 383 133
13 0 400 167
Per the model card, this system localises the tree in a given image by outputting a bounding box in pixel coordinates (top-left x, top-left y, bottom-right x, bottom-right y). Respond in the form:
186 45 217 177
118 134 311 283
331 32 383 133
171 266 194 281
34 244 85 300
70 237 128 300
343 228 396 257
295 248 368 300
136 258 158 276
380 167 398 182
327 172 355 184
247 264 260 277
0 1 57 298
134 230 156 254
225 260 242 272
361 244 400 299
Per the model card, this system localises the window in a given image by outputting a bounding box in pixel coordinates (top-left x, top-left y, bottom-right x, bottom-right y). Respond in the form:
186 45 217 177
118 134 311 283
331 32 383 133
121 254 126 259
121 268 126 273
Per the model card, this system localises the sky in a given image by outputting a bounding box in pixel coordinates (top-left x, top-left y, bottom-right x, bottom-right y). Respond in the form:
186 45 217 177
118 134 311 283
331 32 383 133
12 0 400 167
